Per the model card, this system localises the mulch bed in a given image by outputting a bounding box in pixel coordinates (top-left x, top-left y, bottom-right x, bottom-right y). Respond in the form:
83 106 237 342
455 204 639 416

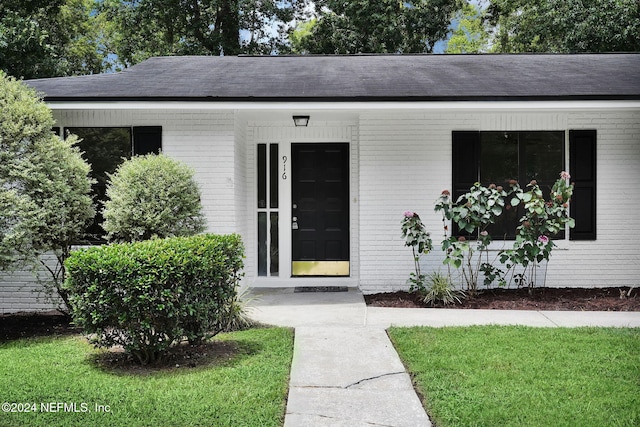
0 311 80 342
2 287 638 343
364 287 640 311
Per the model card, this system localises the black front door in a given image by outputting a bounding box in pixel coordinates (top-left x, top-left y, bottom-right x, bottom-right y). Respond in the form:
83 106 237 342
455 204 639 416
292 143 349 276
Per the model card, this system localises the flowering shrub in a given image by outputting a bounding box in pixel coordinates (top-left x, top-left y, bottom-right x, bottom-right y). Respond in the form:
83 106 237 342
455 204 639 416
401 211 432 291
499 172 575 288
434 183 511 294
436 172 575 292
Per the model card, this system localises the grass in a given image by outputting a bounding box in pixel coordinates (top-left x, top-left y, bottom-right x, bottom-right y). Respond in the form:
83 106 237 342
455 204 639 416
0 327 293 427
388 326 640 427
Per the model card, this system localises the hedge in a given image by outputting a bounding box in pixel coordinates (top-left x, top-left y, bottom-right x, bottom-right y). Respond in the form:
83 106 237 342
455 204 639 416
64 234 244 365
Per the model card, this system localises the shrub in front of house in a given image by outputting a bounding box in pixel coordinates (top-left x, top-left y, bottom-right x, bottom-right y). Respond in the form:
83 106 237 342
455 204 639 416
102 154 207 243
63 234 244 365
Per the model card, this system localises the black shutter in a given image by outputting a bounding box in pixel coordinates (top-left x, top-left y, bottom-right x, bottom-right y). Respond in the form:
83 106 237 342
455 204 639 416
451 131 480 237
133 126 162 155
452 131 480 198
569 130 596 240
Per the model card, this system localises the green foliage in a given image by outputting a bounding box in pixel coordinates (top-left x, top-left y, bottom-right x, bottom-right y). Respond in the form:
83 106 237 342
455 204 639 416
486 0 640 53
0 0 107 78
0 71 95 311
219 285 259 332
401 211 433 291
63 234 245 365
445 2 490 53
289 19 317 54
100 0 305 67
500 173 575 288
436 173 575 292
295 0 462 54
435 184 509 293
102 154 206 243
420 272 466 306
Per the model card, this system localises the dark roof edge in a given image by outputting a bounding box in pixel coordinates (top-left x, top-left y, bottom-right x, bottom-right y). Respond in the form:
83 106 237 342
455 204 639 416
43 95 640 103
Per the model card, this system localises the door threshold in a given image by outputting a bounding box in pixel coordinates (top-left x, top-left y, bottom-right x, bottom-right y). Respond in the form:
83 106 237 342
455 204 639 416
294 286 349 293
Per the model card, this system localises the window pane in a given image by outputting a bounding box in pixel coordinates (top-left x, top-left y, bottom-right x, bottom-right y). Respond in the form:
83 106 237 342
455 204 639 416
133 126 162 155
270 212 279 276
258 212 267 276
474 131 565 240
269 144 279 208
257 144 267 209
521 131 564 192
480 132 518 186
67 127 132 241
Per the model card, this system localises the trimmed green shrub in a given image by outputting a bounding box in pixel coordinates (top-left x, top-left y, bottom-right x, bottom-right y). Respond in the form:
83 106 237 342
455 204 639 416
0 71 95 313
102 154 206 242
63 234 244 365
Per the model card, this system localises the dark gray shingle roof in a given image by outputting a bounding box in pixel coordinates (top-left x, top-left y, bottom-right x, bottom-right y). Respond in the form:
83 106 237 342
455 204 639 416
25 54 640 102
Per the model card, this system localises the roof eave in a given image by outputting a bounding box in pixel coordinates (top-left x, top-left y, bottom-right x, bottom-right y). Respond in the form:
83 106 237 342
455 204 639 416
41 94 640 103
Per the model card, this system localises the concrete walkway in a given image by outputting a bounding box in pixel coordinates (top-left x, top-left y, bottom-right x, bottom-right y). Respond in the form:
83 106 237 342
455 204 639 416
247 287 640 427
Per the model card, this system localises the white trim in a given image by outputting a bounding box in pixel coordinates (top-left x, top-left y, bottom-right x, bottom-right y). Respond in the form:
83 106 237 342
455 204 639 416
45 100 640 111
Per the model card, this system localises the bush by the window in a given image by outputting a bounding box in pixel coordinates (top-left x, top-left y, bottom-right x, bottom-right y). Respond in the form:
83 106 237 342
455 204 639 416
63 234 244 365
102 154 206 242
0 71 95 313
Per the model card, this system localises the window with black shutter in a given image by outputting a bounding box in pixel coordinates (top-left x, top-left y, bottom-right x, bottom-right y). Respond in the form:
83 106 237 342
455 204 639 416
452 130 567 239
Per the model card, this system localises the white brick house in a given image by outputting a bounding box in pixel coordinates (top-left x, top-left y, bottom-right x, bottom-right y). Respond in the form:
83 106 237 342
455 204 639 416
2 54 639 313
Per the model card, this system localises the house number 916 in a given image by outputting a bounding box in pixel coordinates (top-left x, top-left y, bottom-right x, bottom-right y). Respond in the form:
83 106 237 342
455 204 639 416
282 155 287 180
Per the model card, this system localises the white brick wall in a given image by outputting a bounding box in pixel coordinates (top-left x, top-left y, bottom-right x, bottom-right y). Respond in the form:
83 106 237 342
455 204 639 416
0 255 62 315
357 108 640 293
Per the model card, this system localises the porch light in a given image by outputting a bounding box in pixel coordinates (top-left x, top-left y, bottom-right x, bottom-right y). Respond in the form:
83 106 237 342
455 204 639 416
293 115 310 127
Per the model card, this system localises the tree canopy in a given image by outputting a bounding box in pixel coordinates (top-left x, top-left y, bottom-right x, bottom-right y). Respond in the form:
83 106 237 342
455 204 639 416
0 0 107 78
291 0 463 54
100 0 306 68
486 0 640 53
446 2 489 53
1 0 639 77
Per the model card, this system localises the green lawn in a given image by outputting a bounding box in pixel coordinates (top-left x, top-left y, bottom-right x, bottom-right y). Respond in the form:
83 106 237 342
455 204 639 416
389 326 640 427
0 327 293 427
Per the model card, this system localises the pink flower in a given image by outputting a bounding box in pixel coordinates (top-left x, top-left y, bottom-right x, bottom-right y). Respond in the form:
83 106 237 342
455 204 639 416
441 190 451 196
560 171 571 180
480 231 489 236
403 211 414 218
538 235 549 244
